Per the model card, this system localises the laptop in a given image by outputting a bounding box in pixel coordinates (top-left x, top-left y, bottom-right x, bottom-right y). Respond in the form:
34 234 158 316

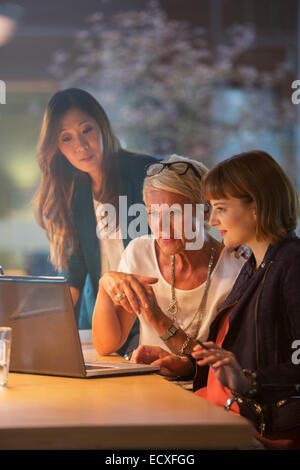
0 275 159 378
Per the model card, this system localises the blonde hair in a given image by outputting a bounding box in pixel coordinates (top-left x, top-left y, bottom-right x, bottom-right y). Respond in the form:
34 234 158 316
202 150 300 244
32 88 122 272
143 154 208 205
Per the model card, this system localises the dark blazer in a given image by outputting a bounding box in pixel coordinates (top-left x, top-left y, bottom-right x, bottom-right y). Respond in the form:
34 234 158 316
194 231 300 433
60 149 160 352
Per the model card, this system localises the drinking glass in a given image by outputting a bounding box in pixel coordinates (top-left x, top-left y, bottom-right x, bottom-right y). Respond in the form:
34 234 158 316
0 327 12 387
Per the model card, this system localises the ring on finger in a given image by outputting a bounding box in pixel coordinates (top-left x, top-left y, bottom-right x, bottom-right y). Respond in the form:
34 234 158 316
115 292 125 302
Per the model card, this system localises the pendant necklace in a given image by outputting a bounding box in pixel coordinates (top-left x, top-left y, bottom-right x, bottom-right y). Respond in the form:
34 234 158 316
167 237 216 339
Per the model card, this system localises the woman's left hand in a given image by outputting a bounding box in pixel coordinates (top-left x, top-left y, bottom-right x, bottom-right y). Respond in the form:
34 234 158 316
192 342 250 394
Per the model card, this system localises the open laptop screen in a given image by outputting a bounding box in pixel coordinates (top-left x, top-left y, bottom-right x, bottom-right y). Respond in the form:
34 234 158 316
0 276 87 377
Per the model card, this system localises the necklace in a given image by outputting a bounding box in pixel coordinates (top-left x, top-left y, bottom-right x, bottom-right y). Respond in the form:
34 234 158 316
167 238 216 339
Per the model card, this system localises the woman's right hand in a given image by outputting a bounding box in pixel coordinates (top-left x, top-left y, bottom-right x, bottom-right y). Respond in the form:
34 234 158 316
99 271 158 315
152 354 195 379
131 346 194 379
130 345 169 364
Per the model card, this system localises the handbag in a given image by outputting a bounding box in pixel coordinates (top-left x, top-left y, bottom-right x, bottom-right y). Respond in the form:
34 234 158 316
236 392 300 436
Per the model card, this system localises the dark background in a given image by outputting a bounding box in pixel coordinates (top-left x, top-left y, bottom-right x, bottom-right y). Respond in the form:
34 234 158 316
0 0 299 274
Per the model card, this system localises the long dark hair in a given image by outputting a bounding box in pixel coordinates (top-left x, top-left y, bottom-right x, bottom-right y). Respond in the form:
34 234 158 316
33 88 122 271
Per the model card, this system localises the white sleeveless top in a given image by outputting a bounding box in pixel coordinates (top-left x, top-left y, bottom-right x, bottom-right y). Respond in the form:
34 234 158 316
118 235 245 352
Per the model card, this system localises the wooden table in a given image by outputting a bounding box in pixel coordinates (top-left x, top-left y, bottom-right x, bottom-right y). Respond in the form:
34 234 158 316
0 345 253 450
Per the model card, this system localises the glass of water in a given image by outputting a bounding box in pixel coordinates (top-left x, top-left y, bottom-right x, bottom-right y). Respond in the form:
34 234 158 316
0 327 12 387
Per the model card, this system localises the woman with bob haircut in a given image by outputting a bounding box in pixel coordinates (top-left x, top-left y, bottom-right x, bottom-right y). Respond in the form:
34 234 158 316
142 150 300 450
92 154 245 368
33 88 159 353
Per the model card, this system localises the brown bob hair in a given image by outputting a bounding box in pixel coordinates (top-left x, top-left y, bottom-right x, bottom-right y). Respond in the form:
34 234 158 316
202 150 300 244
33 88 122 271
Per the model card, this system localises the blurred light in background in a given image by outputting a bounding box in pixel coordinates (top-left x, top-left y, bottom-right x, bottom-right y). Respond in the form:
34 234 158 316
0 3 23 47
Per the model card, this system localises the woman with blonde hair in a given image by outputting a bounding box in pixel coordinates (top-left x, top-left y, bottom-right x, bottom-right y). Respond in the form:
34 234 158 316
33 87 159 353
92 154 245 361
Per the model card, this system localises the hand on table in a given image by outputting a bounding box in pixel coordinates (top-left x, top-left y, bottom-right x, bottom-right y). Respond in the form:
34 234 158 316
130 345 169 364
131 345 194 379
152 354 195 379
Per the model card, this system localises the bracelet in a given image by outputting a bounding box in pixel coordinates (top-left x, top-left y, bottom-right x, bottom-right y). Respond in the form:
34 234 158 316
177 334 192 356
160 323 179 341
225 370 259 413
230 369 259 399
241 369 259 397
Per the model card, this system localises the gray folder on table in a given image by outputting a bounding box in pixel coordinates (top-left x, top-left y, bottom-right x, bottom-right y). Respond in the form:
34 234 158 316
0 275 159 378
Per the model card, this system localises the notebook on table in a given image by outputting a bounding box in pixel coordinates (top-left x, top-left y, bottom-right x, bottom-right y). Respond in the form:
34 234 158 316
0 275 159 378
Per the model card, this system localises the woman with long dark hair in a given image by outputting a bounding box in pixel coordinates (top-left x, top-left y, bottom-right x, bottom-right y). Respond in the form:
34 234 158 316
33 88 159 353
